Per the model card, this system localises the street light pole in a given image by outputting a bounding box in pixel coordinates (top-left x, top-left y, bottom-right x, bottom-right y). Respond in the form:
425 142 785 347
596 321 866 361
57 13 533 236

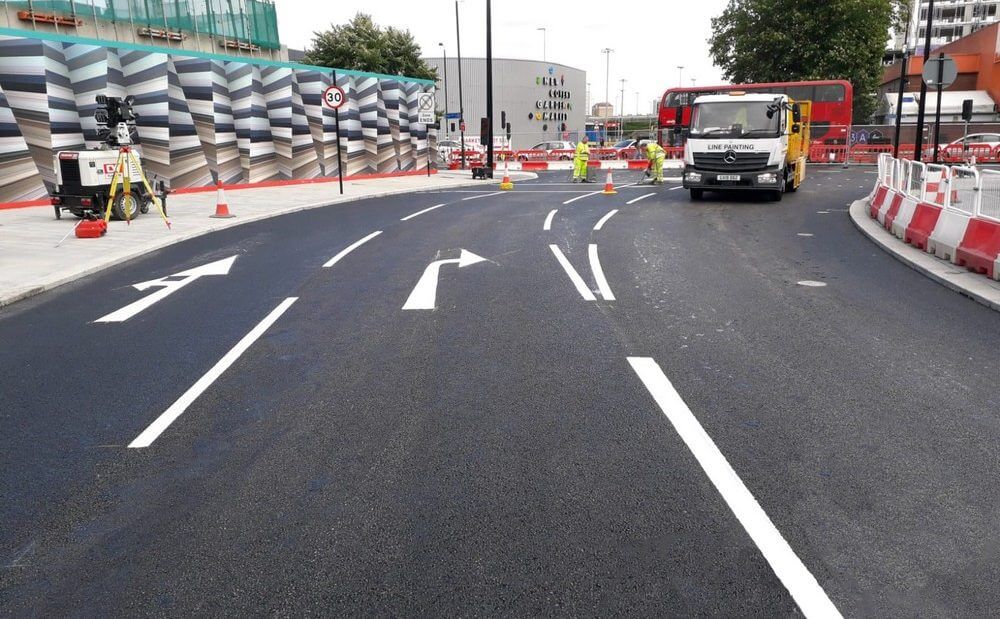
485 0 494 173
619 78 626 141
914 0 935 162
677 65 684 87
602 48 613 143
892 4 911 158
537 27 546 62
455 0 466 169
438 43 449 137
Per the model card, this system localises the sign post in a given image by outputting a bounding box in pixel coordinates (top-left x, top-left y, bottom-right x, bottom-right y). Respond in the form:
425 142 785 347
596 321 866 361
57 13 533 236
323 78 347 194
418 92 435 178
921 53 956 164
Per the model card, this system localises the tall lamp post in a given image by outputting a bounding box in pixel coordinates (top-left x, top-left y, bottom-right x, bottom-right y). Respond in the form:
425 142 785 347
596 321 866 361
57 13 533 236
677 65 684 87
602 48 613 143
619 78 626 141
914 0 935 162
455 0 466 169
485 0 494 173
892 5 912 158
438 42 449 137
537 27 546 62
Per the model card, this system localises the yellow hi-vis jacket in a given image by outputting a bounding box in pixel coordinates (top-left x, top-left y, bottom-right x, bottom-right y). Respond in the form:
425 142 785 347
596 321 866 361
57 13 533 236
646 142 666 161
575 141 590 161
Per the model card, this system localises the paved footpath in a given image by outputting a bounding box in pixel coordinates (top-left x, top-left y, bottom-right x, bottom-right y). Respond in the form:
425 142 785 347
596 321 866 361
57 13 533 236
0 170 529 307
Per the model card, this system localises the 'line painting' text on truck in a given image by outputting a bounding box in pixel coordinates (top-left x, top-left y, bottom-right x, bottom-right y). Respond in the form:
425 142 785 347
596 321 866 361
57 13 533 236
682 92 811 202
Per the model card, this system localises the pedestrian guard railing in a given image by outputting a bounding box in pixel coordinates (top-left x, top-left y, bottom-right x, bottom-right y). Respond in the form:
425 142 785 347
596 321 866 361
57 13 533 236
876 154 1000 221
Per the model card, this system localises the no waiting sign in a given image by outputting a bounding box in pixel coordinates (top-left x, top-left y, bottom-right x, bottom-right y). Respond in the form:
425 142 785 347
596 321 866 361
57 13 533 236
323 85 346 110
417 92 435 124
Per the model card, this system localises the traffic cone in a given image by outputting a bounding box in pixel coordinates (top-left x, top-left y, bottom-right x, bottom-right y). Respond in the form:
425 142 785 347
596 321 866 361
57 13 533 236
210 180 235 218
601 169 617 195
499 156 514 190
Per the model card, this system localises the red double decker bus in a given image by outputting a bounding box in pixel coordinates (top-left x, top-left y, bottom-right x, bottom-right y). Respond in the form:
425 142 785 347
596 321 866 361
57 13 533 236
657 79 853 147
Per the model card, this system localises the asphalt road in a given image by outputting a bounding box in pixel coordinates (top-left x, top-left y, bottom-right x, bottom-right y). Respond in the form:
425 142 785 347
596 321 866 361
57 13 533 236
3 168 1000 616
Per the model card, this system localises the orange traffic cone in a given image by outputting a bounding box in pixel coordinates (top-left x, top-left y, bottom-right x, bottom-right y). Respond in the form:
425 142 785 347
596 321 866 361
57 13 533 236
499 156 514 190
211 180 235 218
601 169 617 195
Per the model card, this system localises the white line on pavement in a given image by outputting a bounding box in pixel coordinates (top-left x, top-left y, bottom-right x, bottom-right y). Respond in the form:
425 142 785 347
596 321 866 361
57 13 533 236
323 231 382 268
593 209 619 231
563 190 603 205
400 203 446 221
588 244 615 300
669 185 684 191
462 191 505 201
626 357 842 619
543 209 557 231
129 297 299 448
626 193 656 204
548 245 596 301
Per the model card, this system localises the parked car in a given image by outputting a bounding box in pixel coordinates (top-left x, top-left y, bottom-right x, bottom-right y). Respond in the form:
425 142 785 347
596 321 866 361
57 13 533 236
943 133 1000 150
612 138 655 159
518 140 576 161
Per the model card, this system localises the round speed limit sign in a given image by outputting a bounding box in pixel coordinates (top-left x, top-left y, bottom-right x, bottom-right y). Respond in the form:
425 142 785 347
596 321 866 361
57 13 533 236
323 85 346 110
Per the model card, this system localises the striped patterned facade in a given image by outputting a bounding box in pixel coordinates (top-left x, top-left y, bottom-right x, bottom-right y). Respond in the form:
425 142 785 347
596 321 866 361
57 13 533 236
0 32 436 204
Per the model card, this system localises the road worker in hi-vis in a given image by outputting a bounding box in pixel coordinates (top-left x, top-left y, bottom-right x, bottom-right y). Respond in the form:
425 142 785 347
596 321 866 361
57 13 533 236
573 135 591 182
646 141 667 184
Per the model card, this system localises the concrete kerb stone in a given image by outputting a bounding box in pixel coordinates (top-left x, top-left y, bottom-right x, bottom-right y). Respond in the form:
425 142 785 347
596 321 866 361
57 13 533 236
850 198 1000 313
0 171 537 309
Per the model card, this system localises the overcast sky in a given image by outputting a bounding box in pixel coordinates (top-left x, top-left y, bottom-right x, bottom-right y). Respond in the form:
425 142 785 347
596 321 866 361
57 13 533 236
275 0 729 115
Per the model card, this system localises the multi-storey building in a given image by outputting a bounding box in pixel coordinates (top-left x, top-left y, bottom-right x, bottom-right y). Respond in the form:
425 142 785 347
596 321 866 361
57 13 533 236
889 0 1000 57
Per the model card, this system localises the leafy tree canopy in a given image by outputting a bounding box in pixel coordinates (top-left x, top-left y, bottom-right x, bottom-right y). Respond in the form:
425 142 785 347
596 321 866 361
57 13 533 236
303 13 438 81
709 0 907 123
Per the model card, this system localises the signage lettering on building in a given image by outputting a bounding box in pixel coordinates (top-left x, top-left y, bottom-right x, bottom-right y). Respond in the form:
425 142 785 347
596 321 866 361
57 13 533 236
531 67 572 123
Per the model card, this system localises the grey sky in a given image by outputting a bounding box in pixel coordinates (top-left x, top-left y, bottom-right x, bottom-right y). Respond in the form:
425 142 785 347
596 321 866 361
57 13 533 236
275 0 729 115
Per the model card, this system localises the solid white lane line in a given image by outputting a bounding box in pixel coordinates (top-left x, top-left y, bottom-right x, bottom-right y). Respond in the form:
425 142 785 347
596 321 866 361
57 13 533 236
626 357 842 619
461 191 505 201
543 209 557 231
593 209 619 231
548 245 596 301
129 297 299 448
626 193 656 205
669 185 684 191
588 244 615 300
563 190 602 205
323 231 382 268
400 203 446 221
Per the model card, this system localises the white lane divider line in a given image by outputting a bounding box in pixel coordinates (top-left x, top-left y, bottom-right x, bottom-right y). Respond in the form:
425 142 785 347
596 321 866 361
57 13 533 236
588 244 615 300
563 190 602 205
543 209 558 231
400 203 446 221
626 357 842 619
462 191 505 201
129 297 299 449
669 185 685 191
626 193 656 205
593 209 619 231
323 231 382 268
549 245 596 301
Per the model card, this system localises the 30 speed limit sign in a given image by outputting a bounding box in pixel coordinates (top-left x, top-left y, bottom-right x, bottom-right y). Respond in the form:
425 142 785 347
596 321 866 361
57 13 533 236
323 85 346 110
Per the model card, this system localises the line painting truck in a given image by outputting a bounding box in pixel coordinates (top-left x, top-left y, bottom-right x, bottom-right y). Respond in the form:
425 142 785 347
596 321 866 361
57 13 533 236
682 91 811 201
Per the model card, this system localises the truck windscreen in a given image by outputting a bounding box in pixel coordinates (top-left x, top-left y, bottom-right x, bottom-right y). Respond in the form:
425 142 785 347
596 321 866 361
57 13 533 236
689 102 780 138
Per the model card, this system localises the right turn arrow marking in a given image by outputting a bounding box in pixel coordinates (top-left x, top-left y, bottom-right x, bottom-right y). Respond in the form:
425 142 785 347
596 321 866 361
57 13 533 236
402 249 488 311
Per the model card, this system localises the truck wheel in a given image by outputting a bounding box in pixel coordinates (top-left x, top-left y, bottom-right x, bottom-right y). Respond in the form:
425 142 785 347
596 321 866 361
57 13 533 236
111 191 141 220
770 188 783 202
690 188 704 201
785 170 798 193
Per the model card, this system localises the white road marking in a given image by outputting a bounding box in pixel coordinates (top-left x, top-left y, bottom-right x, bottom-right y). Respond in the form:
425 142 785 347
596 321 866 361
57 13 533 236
593 209 619 231
549 245 596 301
402 249 487 310
797 280 827 287
543 209 558 231
797 233 814 237
461 191 505 201
400 203 446 221
563 190 603 205
669 185 685 191
323 231 382 268
627 193 656 204
95 256 238 323
588 244 615 300
129 297 299 448
626 357 842 619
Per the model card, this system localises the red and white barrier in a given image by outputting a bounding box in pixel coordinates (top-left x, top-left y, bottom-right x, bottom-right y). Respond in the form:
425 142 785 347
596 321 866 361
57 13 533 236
500 159 659 171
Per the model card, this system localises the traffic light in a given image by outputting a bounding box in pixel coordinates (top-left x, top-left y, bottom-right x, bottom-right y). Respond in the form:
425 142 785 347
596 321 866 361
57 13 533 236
480 117 490 146
962 99 974 122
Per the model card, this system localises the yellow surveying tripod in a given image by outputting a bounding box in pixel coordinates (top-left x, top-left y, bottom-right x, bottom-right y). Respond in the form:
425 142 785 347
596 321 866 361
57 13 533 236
102 131 170 229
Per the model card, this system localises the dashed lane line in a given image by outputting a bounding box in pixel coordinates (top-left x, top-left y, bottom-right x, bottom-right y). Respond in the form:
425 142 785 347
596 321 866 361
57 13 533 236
548 245 597 301
129 297 299 448
400 203 446 221
461 191 505 201
593 209 619 231
323 231 382 268
626 193 656 204
627 357 843 619
543 209 557 231
563 190 604 205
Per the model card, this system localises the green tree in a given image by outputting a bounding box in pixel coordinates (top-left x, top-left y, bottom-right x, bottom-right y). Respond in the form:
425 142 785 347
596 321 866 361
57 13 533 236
709 0 907 123
303 13 437 81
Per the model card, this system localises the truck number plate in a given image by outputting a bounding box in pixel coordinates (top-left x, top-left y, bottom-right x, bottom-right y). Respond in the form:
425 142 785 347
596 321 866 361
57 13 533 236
717 174 741 181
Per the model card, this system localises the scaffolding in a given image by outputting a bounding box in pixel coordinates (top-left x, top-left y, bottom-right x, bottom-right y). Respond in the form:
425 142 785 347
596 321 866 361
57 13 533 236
8 0 281 50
